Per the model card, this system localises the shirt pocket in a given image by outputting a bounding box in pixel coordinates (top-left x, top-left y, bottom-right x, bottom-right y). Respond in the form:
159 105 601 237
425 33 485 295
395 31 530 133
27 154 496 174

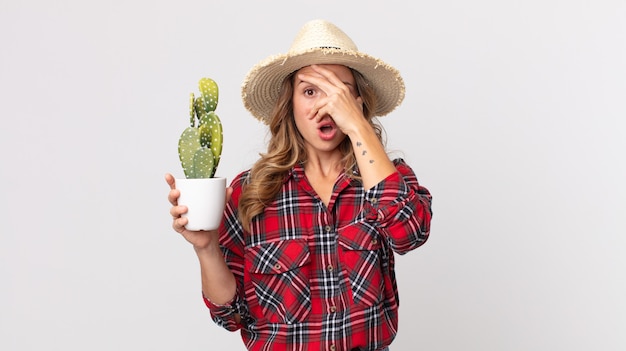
245 239 311 324
338 225 384 307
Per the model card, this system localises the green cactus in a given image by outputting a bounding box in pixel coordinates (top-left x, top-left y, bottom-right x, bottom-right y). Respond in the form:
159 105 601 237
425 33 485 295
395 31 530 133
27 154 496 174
178 77 223 178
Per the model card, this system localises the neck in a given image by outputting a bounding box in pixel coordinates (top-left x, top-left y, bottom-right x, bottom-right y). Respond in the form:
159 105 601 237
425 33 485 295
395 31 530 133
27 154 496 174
303 150 343 180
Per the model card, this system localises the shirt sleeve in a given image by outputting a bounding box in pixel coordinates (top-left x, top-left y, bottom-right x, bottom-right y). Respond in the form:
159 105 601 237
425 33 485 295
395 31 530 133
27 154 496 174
202 289 247 331
363 158 433 254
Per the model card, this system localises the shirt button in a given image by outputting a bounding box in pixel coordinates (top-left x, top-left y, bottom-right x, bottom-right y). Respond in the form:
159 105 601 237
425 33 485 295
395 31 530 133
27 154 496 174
329 306 337 313
274 264 281 270
330 345 336 351
327 265 334 272
371 238 378 245
325 225 332 233
370 198 378 204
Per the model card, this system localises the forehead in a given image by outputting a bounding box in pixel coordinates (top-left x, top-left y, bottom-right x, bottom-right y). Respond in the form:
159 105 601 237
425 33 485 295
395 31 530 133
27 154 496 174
297 64 355 82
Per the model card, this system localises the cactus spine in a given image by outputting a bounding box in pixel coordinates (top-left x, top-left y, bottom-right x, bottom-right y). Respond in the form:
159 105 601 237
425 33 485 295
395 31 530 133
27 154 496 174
178 77 223 178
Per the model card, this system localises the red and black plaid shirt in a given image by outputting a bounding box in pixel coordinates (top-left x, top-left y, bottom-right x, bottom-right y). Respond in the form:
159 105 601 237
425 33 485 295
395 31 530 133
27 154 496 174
204 159 432 351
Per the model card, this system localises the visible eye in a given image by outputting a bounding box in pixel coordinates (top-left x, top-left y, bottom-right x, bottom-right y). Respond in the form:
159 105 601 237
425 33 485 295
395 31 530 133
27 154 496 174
304 88 315 96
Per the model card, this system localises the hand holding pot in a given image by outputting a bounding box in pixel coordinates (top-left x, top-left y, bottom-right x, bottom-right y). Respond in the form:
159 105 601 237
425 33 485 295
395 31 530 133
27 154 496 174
165 173 231 249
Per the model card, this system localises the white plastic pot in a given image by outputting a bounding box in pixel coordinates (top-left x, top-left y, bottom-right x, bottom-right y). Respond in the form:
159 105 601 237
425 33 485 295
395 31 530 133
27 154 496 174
175 177 226 231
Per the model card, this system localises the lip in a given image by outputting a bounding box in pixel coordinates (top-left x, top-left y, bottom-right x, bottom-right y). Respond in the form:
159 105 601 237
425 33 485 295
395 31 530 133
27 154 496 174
317 119 337 141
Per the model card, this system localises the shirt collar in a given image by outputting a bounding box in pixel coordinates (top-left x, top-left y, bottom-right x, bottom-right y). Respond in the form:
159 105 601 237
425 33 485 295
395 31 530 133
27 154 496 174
288 162 359 187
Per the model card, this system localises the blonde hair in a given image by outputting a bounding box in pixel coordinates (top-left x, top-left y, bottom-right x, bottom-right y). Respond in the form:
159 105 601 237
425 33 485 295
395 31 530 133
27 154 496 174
238 68 382 230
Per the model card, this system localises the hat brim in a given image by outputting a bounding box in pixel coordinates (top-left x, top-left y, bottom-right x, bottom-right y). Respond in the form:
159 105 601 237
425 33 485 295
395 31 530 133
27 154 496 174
242 48 405 124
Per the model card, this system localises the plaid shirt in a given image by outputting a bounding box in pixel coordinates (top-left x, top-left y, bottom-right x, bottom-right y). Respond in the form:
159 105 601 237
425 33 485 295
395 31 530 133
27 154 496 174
204 158 432 351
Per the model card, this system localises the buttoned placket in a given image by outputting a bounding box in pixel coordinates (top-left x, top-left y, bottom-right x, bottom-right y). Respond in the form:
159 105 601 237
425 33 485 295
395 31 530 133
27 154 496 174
318 200 343 349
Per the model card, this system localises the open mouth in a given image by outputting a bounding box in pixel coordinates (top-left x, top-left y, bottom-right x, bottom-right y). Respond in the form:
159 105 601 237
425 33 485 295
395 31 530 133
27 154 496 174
317 118 337 140
320 124 333 134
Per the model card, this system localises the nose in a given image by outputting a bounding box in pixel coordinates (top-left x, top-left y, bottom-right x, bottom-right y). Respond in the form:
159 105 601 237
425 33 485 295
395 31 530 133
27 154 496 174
318 113 332 122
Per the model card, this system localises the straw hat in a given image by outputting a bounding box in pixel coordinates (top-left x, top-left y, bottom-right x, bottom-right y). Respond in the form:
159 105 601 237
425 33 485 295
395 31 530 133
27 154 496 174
241 19 405 124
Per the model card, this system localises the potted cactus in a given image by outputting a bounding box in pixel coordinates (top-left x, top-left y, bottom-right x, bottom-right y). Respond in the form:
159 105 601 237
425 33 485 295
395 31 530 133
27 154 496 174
175 77 226 231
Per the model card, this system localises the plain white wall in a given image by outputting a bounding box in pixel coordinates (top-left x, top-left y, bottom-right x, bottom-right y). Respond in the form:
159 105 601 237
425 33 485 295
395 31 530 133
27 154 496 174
1 0 624 350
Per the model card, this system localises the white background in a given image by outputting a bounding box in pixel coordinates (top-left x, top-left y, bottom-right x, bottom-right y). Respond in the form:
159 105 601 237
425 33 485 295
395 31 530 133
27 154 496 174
1 0 624 350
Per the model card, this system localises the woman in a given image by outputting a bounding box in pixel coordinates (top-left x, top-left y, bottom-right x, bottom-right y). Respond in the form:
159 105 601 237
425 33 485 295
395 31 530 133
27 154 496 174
166 19 433 351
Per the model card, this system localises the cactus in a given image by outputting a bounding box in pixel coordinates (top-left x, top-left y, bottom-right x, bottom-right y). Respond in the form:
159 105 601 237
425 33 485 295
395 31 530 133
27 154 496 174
178 77 223 178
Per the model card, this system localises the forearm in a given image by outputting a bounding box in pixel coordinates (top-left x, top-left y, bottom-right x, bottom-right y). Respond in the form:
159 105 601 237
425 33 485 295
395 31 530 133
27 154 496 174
194 244 237 305
348 123 396 189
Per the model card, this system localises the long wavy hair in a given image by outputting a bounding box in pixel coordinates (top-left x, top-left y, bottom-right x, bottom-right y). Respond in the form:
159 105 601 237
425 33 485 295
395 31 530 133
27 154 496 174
238 67 383 231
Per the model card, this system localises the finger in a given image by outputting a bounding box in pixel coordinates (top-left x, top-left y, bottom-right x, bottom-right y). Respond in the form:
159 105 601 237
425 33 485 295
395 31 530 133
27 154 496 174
312 106 330 123
170 204 188 218
356 96 364 111
168 188 180 206
172 216 188 233
165 173 176 190
297 70 337 96
305 103 327 123
310 64 345 88
225 187 234 204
